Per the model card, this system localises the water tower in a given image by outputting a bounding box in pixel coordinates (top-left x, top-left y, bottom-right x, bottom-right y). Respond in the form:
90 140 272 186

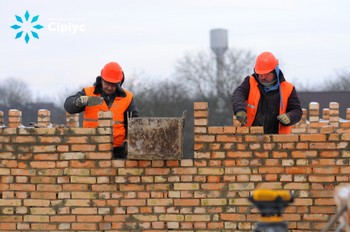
210 28 228 84
210 28 228 112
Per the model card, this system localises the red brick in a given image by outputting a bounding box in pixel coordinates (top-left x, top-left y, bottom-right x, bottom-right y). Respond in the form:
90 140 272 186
258 167 285 173
207 176 221 183
310 142 336 149
71 208 97 214
309 175 335 182
10 184 35 191
194 110 208 118
226 151 252 158
63 184 88 191
272 134 298 142
208 126 224 134
300 134 327 141
174 199 199 206
72 223 97 231
319 150 340 157
91 168 117 176
193 102 208 110
30 161 55 168
145 168 170 175
195 135 215 142
0 223 16 230
36 184 62 192
70 160 96 168
203 183 227 190
31 192 56 199
286 167 312 174
71 144 96 151
120 199 146 206
313 167 339 174
31 223 57 230
194 119 208 126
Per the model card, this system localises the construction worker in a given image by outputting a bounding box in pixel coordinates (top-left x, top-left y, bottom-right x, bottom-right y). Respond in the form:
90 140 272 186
231 51 302 134
64 61 140 158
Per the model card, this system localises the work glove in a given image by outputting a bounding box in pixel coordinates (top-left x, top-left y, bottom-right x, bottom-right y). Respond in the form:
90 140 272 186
75 96 103 107
235 110 247 126
277 114 290 125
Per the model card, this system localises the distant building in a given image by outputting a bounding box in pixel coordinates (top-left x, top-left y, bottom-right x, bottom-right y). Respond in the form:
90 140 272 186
298 91 350 118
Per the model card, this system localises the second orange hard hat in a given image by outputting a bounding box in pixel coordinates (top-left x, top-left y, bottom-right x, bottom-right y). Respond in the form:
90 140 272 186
254 52 279 75
100 62 124 83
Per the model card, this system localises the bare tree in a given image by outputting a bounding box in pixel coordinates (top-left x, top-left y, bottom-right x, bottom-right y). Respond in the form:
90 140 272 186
173 48 255 125
125 75 193 158
53 85 86 107
294 70 350 92
292 79 320 92
322 70 350 91
174 48 254 98
0 78 33 107
125 74 191 117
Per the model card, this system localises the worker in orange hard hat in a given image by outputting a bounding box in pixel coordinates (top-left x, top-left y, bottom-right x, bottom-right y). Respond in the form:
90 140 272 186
231 51 302 134
64 61 140 158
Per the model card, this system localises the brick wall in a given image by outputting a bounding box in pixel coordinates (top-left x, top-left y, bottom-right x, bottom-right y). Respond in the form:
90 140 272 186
0 102 349 231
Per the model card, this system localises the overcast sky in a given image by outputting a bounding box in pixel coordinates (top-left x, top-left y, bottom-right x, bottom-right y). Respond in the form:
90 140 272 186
1 0 350 100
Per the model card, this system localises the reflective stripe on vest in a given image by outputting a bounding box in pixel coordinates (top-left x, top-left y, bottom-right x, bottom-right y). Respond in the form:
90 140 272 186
83 86 133 147
246 76 294 134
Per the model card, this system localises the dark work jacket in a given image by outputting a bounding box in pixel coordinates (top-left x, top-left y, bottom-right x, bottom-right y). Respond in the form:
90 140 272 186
231 70 302 134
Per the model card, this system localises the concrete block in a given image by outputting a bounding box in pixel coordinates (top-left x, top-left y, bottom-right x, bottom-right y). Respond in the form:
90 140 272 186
128 116 185 160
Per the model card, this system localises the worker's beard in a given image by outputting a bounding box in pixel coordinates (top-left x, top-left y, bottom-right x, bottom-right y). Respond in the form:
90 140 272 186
260 78 277 89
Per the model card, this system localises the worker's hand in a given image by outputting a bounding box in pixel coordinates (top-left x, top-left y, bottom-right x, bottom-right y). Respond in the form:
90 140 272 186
75 96 103 107
277 114 290 125
75 96 89 107
236 110 247 126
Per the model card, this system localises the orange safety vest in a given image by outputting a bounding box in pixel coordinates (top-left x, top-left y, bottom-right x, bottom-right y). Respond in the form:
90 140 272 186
246 76 294 134
83 86 133 147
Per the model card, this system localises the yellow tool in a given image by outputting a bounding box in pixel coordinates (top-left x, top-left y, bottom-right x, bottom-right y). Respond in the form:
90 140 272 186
249 189 294 232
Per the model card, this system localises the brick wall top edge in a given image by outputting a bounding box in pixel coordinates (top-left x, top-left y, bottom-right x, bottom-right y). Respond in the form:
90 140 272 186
192 102 350 132
0 109 113 128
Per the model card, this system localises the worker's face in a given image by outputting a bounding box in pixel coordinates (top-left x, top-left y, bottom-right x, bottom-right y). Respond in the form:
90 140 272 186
258 72 275 83
101 79 118 95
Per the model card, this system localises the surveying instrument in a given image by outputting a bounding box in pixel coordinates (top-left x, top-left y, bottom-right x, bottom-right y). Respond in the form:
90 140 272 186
249 189 294 232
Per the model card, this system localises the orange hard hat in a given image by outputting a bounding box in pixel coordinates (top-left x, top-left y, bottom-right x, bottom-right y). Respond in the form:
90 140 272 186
100 62 124 83
254 52 279 74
